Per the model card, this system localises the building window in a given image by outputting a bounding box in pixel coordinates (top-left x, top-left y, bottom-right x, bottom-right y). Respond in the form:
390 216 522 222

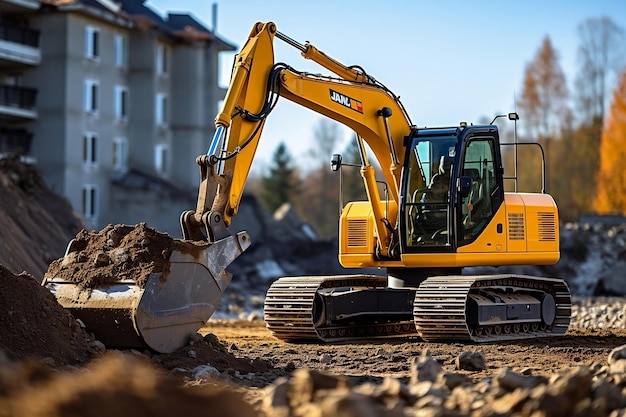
155 144 168 174
113 137 128 171
114 34 127 68
82 185 97 218
156 43 168 75
114 86 128 120
84 80 99 113
82 133 98 165
155 93 168 125
85 26 100 60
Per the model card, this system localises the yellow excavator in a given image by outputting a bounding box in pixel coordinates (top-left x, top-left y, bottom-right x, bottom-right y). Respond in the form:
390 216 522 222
44 22 570 353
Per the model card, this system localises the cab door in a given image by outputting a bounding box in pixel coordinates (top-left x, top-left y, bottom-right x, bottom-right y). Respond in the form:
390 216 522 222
456 135 504 247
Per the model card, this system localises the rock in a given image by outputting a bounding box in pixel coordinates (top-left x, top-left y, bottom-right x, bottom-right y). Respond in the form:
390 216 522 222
609 344 626 374
262 377 291 417
93 252 110 267
319 392 382 417
483 388 530 416
438 372 469 390
320 353 332 364
192 364 220 380
545 366 593 408
410 349 443 384
455 351 486 371
246 311 261 321
495 367 547 391
40 357 55 367
593 378 626 411
89 340 106 353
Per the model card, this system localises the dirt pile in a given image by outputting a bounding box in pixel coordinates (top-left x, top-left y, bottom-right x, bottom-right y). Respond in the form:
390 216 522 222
1 259 274 378
0 157 83 279
44 222 210 289
0 264 95 366
0 352 256 417
151 332 273 381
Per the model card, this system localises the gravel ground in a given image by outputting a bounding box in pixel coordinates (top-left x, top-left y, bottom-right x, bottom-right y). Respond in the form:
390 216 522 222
571 297 626 329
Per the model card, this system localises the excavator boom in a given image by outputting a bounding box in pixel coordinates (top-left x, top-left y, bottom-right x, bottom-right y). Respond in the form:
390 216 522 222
185 21 415 259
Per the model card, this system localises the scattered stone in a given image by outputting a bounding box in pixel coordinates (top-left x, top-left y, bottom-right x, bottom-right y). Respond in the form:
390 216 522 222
438 372 469 390
89 340 106 353
192 364 220 380
494 367 547 391
320 353 332 364
410 349 443 384
455 351 486 371
608 344 626 374
247 312 262 321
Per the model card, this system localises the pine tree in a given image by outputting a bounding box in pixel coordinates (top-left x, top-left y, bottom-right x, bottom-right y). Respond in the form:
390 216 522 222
260 142 299 214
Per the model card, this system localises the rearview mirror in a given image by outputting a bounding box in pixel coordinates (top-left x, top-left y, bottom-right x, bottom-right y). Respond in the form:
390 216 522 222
330 154 342 172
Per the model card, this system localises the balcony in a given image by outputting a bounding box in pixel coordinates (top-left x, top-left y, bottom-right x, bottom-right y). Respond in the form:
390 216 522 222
0 127 33 156
0 84 37 120
0 0 40 13
0 21 40 67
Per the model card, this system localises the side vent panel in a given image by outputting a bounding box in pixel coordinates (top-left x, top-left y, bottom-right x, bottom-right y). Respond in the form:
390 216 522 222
508 213 525 241
347 219 368 247
537 212 557 241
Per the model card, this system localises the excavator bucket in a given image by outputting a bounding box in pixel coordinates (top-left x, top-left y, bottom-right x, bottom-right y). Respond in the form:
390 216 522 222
43 230 250 353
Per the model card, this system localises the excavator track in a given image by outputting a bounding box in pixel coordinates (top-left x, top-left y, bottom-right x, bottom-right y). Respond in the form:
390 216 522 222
414 275 571 342
264 275 417 342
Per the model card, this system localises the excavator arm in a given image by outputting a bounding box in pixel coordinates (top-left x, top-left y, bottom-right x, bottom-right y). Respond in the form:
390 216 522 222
181 21 415 258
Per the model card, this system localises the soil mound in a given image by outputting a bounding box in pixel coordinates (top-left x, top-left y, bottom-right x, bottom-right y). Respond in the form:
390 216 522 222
0 264 94 366
45 223 210 289
0 352 256 417
154 333 272 375
0 157 83 279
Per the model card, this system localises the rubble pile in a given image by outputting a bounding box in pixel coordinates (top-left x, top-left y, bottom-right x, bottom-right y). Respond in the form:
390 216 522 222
5 343 626 417
255 347 626 417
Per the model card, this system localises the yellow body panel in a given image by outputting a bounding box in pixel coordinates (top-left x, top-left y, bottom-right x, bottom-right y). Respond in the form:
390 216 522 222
339 193 559 269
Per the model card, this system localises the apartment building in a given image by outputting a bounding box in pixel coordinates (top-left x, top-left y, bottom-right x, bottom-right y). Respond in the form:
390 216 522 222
0 0 235 236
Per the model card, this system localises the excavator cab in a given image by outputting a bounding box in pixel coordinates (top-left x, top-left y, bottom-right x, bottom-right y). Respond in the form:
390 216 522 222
402 125 502 252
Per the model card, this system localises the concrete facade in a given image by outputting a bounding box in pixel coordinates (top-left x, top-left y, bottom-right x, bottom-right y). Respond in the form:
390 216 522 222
0 0 235 236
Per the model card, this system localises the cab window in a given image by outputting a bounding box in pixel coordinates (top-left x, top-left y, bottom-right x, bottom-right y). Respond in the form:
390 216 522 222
459 138 497 244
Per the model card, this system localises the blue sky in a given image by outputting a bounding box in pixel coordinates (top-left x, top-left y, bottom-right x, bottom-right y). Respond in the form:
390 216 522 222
147 1 626 173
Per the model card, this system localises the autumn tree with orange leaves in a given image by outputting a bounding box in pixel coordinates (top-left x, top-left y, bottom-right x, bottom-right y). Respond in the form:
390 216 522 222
593 70 626 214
